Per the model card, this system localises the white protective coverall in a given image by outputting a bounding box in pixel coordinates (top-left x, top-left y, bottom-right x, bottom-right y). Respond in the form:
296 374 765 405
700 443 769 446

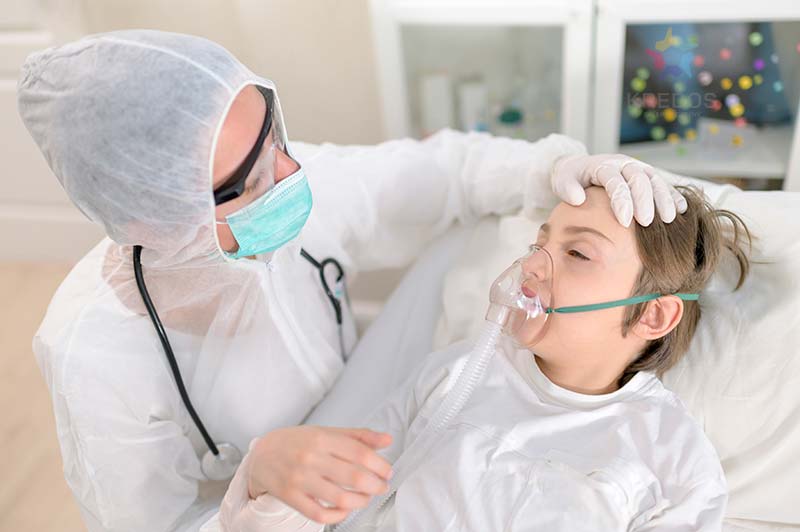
18 30 683 532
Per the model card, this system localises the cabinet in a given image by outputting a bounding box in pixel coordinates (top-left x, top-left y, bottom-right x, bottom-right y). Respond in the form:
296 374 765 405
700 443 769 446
369 0 594 145
593 0 800 191
371 0 800 190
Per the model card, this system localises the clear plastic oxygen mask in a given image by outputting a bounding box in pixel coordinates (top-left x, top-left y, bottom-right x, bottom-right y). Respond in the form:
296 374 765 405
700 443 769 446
486 245 554 347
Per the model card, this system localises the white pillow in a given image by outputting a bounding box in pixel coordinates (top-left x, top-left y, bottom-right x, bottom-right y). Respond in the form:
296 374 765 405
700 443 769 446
433 186 800 529
662 189 800 528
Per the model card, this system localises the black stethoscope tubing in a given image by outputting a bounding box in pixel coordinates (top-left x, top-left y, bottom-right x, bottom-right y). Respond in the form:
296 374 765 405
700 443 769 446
133 245 221 456
133 245 348 461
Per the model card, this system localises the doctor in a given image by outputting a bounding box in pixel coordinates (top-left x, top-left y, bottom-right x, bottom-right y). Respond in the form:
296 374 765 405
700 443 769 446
19 30 686 531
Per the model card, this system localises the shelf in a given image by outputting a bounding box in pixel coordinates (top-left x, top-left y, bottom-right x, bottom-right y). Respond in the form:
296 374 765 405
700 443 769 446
621 124 793 179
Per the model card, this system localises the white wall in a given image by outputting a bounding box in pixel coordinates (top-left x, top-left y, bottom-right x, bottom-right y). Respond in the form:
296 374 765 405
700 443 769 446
79 0 385 145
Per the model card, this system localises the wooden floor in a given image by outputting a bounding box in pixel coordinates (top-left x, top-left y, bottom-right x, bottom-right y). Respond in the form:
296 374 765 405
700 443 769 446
0 262 84 532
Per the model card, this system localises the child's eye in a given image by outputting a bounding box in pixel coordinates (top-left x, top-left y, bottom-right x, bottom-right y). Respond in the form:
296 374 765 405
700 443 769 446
568 249 590 261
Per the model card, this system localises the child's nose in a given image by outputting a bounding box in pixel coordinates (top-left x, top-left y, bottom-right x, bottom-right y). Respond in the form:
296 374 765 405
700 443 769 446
522 248 552 281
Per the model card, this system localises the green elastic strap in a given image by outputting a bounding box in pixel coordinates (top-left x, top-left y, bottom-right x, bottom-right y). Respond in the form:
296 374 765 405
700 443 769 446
546 292 699 315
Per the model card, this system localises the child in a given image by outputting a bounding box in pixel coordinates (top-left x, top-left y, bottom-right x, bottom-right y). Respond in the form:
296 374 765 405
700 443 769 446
206 185 751 531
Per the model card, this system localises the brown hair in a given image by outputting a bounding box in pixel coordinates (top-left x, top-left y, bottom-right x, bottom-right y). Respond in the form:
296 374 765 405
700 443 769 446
618 185 753 388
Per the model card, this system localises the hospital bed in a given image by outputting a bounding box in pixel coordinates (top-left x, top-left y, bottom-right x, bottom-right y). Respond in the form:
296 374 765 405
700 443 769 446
307 181 800 531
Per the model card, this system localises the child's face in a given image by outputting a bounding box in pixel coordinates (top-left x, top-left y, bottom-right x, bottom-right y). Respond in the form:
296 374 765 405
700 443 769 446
520 187 645 374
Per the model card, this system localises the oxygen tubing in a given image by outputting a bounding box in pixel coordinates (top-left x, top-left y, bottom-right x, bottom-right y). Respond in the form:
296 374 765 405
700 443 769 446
334 321 503 531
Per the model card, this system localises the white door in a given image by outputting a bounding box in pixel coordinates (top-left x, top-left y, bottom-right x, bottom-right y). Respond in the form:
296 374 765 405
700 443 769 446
0 1 104 262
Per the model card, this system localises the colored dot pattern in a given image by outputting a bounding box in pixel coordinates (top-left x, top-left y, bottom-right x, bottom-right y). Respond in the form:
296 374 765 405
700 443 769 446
738 75 753 90
651 126 666 140
624 26 800 149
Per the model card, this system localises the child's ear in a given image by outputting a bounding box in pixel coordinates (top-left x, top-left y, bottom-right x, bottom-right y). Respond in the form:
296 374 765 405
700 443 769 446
631 296 684 340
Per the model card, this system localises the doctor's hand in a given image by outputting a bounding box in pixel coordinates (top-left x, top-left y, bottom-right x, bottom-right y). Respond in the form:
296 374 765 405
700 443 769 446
551 153 688 227
247 426 393 524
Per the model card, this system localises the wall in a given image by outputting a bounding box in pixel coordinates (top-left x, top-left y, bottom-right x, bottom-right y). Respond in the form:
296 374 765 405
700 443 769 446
79 0 384 145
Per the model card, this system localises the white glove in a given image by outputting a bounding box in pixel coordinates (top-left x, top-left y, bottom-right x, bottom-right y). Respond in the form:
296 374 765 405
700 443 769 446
551 153 688 227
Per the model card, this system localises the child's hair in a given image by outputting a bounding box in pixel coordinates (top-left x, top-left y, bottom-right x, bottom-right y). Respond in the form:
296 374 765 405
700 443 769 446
618 185 752 388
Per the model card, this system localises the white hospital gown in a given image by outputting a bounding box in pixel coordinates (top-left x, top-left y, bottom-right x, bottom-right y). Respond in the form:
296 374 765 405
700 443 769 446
206 338 728 531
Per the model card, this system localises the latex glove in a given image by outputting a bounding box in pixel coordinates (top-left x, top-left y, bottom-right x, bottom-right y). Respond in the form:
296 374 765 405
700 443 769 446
551 153 688 227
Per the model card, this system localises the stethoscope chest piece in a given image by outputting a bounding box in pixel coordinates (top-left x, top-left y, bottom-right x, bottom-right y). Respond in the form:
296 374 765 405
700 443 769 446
201 442 243 481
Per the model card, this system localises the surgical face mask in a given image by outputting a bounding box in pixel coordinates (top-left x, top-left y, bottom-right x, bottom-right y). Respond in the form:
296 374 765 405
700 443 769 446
216 167 312 259
486 245 700 347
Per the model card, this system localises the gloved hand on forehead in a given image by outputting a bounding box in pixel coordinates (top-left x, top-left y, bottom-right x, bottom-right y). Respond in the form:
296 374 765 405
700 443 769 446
551 153 689 227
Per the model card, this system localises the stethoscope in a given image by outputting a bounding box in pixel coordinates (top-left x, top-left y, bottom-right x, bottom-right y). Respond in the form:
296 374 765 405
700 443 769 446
132 244 350 480
300 248 351 357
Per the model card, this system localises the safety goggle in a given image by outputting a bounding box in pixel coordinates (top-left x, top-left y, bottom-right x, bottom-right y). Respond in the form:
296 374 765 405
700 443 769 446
213 85 290 206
